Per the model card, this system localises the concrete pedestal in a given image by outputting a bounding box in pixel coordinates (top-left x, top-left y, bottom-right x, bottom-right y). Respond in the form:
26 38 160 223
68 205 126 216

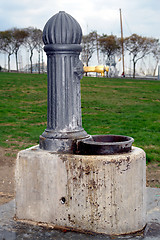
15 146 146 235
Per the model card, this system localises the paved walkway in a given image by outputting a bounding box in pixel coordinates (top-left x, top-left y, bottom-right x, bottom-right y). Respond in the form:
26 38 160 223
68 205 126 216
0 188 159 240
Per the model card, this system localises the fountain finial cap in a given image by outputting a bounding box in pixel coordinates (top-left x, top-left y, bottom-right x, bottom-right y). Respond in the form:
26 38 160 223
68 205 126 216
43 11 82 45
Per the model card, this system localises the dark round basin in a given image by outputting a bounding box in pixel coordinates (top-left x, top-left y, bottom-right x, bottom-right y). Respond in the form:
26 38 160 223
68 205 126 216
79 135 134 155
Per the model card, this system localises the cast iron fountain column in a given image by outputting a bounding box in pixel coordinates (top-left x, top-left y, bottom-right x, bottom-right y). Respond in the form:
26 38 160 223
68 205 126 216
39 11 89 153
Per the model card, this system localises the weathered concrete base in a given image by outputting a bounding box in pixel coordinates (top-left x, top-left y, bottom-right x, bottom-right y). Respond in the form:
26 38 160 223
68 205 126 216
15 146 146 235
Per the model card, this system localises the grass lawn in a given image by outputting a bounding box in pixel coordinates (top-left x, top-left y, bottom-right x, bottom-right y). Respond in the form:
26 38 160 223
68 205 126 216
0 72 160 163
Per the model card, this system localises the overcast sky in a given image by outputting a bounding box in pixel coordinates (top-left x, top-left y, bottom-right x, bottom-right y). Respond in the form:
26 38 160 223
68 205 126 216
1 0 160 38
0 0 160 73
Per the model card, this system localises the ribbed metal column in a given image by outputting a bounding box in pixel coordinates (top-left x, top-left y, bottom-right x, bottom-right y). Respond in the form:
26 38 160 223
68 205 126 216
39 12 89 153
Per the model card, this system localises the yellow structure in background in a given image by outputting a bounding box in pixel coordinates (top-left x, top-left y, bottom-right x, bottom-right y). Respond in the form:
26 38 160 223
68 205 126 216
83 65 109 77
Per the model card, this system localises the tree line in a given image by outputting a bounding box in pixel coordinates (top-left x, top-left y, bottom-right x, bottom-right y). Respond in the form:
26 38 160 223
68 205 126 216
81 31 160 78
0 27 160 77
0 27 43 73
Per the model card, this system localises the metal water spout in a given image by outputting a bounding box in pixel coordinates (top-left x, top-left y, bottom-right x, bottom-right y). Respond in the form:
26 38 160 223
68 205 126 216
39 11 89 153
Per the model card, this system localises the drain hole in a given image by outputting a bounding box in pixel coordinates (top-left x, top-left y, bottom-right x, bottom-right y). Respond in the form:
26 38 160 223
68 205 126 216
61 197 66 204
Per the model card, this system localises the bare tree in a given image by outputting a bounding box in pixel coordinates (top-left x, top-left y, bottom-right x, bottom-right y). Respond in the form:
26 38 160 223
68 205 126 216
98 34 121 62
24 27 42 73
0 30 15 71
152 40 160 76
81 31 98 67
124 34 158 78
34 29 43 74
12 28 28 72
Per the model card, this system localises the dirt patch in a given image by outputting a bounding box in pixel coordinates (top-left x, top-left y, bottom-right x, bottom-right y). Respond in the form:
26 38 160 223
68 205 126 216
0 146 159 205
146 163 160 188
0 147 17 205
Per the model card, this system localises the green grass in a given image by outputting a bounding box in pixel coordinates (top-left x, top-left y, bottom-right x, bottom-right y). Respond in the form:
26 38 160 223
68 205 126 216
0 72 47 149
0 72 160 163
